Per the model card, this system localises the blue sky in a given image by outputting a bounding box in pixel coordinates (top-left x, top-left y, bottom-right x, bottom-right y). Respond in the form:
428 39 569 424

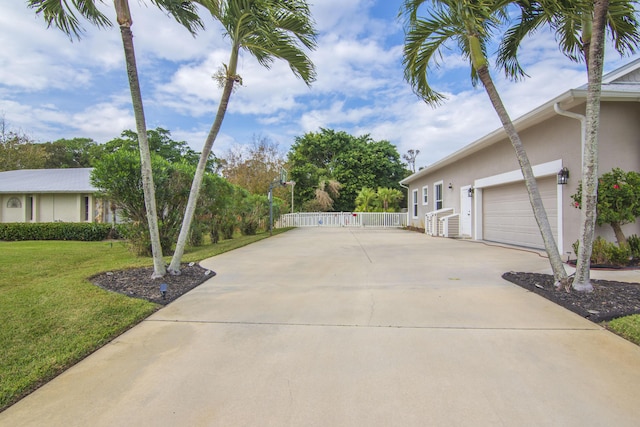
2 1 638 169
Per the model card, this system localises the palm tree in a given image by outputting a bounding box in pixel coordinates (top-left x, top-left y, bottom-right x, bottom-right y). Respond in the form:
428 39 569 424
355 188 378 212
377 187 403 212
168 0 317 274
28 0 204 278
401 0 569 286
498 0 639 291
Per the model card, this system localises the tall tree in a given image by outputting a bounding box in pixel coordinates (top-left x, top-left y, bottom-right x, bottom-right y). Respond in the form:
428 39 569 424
219 134 286 195
103 128 208 170
403 149 420 173
91 150 196 256
28 0 204 278
401 0 569 286
0 119 48 171
288 129 408 211
42 137 100 168
499 0 639 291
169 0 317 274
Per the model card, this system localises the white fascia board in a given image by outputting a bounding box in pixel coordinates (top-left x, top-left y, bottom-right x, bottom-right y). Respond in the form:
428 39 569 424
474 159 563 189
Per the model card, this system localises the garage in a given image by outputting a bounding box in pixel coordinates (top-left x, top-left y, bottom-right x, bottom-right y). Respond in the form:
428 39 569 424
482 177 558 249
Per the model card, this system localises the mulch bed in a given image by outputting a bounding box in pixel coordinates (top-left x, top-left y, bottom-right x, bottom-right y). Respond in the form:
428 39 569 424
90 263 215 305
503 272 640 323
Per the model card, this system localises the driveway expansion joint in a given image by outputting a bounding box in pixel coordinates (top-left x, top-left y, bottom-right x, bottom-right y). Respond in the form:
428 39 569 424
145 319 598 331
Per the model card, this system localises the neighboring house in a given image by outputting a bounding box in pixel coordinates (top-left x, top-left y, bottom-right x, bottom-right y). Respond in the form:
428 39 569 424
0 168 114 224
400 59 640 255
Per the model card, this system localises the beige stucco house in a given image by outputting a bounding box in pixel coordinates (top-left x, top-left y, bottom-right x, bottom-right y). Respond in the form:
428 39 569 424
400 59 640 255
0 168 113 223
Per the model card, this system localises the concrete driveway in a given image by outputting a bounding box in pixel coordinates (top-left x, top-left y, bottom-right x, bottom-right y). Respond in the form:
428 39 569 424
2 228 640 426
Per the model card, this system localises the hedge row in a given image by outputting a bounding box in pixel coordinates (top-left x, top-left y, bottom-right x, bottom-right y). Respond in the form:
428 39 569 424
0 222 115 242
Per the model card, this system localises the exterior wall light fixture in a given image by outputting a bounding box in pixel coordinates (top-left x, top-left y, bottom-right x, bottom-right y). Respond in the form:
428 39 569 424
557 167 569 185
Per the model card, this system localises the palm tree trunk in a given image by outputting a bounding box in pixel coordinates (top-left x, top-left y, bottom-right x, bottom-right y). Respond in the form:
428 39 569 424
169 45 240 274
476 66 569 287
115 0 166 278
573 0 609 292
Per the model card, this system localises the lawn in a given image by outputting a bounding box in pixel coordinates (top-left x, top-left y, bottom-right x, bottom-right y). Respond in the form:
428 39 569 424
0 229 291 411
607 315 640 346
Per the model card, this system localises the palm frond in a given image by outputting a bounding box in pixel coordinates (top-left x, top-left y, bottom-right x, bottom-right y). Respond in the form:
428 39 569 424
401 0 506 105
27 0 112 39
606 0 640 56
150 0 204 35
217 0 317 86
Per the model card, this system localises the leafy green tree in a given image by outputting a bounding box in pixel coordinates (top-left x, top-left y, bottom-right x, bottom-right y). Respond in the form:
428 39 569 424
29 0 203 278
401 0 568 287
0 119 48 171
170 0 317 274
91 150 197 256
572 168 640 247
238 192 271 235
499 0 639 291
189 171 236 245
288 129 408 211
102 128 212 170
355 188 378 212
42 137 100 168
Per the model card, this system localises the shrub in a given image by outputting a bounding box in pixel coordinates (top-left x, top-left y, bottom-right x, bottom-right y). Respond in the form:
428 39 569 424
0 222 114 242
188 219 208 247
591 237 611 265
606 243 632 267
573 236 631 266
627 235 640 259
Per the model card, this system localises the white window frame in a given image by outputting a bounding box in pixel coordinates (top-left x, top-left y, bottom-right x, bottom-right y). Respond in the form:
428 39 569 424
434 181 443 210
422 186 428 205
412 189 419 218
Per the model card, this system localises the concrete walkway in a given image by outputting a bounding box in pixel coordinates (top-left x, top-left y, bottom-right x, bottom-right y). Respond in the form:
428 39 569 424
2 228 640 426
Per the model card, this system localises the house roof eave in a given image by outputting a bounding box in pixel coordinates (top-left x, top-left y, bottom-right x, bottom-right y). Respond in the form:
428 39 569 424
401 89 579 185
400 84 640 186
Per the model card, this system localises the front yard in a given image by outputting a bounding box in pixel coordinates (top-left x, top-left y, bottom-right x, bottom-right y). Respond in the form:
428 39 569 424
0 230 288 412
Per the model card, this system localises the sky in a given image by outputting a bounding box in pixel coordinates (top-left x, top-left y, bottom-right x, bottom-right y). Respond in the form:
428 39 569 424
1 1 638 170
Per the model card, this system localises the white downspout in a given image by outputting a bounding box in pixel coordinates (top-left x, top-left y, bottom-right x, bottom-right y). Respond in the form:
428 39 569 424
553 102 586 256
554 103 586 164
400 182 410 227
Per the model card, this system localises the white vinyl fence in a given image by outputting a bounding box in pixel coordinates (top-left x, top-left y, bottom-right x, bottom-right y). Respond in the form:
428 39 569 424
277 212 408 228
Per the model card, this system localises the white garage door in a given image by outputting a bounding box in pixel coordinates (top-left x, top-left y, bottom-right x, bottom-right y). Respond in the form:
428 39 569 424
483 178 557 249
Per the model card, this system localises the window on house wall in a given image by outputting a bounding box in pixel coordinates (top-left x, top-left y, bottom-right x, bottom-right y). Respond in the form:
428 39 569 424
435 182 443 210
422 186 428 205
412 189 418 218
7 197 21 208
27 196 34 221
83 196 90 222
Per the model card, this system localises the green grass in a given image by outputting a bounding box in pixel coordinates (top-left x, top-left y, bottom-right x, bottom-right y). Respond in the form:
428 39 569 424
607 315 640 346
0 228 292 411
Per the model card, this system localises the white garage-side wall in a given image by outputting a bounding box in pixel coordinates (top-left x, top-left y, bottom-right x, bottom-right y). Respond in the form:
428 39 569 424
401 97 640 254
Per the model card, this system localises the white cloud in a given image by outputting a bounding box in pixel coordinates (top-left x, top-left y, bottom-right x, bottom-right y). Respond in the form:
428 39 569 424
2 0 638 166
